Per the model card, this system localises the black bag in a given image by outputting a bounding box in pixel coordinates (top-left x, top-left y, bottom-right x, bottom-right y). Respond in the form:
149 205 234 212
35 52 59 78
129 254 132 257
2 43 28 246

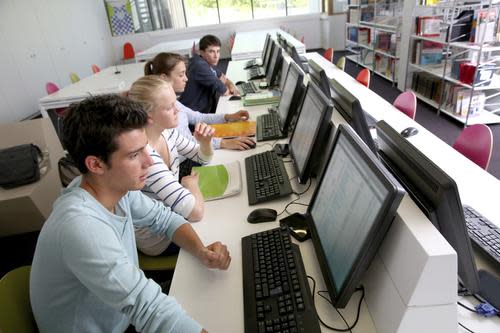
58 155 81 187
0 144 42 189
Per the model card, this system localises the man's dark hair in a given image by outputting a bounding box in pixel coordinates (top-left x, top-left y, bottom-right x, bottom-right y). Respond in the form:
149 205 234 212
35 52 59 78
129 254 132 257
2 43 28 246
199 34 221 51
62 94 148 174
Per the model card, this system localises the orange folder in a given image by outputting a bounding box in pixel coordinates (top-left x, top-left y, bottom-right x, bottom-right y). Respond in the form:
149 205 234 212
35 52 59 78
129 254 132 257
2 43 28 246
211 121 256 138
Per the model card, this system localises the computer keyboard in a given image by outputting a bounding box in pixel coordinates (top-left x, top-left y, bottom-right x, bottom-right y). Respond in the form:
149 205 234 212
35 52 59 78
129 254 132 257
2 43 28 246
256 113 284 142
245 58 262 69
463 205 500 264
248 67 266 80
245 151 292 205
238 81 259 95
242 226 321 333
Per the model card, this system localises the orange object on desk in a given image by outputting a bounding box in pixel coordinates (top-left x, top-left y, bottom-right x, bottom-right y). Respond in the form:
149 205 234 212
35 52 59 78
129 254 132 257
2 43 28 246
211 121 256 138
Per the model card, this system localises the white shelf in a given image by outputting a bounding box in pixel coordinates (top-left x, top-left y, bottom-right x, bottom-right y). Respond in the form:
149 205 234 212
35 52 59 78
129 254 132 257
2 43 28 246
374 49 399 59
410 34 446 44
374 69 397 83
358 42 373 51
359 21 398 32
414 92 440 109
449 41 500 52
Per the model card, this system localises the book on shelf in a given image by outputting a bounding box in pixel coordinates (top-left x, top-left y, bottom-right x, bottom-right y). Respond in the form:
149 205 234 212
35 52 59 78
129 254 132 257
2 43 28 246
376 32 391 50
470 8 498 43
361 49 373 65
358 27 371 45
450 10 474 42
361 7 374 22
211 121 256 138
417 16 442 37
348 27 359 42
414 40 443 65
419 0 440 5
349 9 360 23
349 0 360 5
192 161 242 201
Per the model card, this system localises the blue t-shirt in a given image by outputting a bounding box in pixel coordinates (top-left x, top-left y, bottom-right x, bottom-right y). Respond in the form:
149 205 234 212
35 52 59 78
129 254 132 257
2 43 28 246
179 55 227 114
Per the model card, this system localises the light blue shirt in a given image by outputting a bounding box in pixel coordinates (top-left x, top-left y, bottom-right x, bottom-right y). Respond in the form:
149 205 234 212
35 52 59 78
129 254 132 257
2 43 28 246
30 177 202 333
176 101 224 153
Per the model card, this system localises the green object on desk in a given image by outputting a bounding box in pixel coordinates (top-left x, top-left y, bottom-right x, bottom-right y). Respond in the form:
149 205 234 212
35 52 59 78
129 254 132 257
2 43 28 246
243 90 281 106
193 164 229 199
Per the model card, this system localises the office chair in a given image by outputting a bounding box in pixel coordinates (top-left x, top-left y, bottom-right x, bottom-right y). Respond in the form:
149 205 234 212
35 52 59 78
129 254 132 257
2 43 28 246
0 266 38 333
393 91 417 120
336 57 346 71
452 124 493 171
91 64 101 74
123 42 135 62
45 82 67 136
356 68 370 88
323 48 334 63
69 72 80 83
138 252 178 271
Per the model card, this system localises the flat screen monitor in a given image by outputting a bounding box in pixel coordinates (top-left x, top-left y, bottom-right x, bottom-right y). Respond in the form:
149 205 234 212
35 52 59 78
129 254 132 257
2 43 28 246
375 120 481 294
308 124 405 308
260 34 271 62
262 36 275 73
277 62 305 135
290 46 308 73
307 59 331 97
329 77 377 154
266 44 283 87
289 81 333 184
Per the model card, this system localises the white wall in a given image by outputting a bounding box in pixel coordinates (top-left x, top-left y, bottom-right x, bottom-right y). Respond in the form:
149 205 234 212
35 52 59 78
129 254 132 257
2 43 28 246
0 0 115 123
110 13 324 60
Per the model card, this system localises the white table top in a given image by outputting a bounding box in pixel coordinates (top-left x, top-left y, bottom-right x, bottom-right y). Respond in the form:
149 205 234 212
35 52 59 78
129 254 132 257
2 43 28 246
38 63 144 113
135 39 197 62
232 29 306 61
171 54 500 332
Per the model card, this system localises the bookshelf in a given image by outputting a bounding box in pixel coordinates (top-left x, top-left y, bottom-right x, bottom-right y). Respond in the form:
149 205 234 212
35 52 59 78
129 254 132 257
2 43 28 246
405 0 500 126
345 0 403 85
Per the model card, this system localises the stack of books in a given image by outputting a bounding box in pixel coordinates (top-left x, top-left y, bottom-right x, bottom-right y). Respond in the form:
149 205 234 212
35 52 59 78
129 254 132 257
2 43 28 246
414 40 443 65
243 91 280 107
358 28 371 45
442 85 485 117
411 72 443 103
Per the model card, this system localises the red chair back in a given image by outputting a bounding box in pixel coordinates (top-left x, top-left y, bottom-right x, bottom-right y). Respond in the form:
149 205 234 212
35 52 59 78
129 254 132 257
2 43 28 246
393 91 417 120
323 48 334 62
91 64 101 74
123 42 135 60
356 68 370 88
453 124 493 170
45 82 59 95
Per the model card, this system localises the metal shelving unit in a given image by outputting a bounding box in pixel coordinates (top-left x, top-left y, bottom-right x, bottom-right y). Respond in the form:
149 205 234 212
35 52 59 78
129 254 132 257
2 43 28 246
405 0 500 126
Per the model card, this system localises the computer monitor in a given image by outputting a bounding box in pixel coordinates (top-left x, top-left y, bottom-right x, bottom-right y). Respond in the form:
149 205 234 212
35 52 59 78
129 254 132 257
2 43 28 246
277 62 305 135
307 124 405 308
307 59 330 97
375 120 481 294
260 34 271 61
262 36 275 73
289 81 333 184
278 59 290 91
266 43 283 87
329 77 377 154
290 46 308 73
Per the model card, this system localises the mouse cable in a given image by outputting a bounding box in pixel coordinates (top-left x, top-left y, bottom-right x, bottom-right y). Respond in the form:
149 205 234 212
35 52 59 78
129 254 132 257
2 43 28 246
293 178 313 196
458 322 475 333
307 276 364 332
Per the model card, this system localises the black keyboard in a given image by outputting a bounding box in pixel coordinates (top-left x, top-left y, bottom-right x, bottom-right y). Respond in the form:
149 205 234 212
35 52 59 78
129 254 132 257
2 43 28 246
245 58 262 69
463 205 500 264
248 67 266 80
245 151 292 205
238 81 259 95
257 113 284 142
242 226 321 333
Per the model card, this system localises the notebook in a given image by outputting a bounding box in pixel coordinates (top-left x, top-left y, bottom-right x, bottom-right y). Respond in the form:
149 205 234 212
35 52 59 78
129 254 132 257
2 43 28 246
192 161 242 201
211 121 256 138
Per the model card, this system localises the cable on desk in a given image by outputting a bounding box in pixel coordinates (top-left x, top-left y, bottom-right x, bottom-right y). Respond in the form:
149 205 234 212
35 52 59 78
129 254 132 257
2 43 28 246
293 178 313 196
458 301 476 313
307 276 364 332
458 322 475 333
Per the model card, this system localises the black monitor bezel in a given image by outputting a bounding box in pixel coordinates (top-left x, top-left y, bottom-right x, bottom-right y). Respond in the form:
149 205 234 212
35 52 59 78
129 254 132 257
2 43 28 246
262 36 275 73
289 80 333 184
307 124 405 308
375 120 481 294
266 44 283 87
278 61 305 134
329 77 377 154
261 34 271 62
290 46 307 73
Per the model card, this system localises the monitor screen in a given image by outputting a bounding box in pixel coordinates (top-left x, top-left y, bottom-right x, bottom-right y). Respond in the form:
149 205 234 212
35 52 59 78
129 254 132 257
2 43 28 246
329 77 377 154
289 81 333 184
309 124 405 308
262 37 275 73
277 62 305 134
260 34 271 61
266 44 283 87
375 120 481 294
307 60 330 97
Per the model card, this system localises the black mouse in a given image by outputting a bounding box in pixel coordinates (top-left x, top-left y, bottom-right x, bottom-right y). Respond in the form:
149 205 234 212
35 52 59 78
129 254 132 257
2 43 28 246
235 81 245 85
229 95 241 101
247 141 256 149
400 127 419 138
247 208 277 223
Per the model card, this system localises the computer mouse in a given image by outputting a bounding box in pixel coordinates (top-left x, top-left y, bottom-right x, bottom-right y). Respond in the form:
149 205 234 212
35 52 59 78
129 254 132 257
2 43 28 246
247 141 256 149
235 81 245 85
400 127 419 138
229 95 242 101
247 208 278 223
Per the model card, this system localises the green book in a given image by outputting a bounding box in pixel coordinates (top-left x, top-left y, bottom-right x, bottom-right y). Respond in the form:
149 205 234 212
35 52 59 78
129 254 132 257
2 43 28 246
192 161 242 201
243 90 281 107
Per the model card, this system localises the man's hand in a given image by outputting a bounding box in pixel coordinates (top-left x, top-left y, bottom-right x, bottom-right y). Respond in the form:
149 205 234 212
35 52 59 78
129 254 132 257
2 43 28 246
224 110 249 122
220 137 256 150
193 122 215 145
197 241 231 270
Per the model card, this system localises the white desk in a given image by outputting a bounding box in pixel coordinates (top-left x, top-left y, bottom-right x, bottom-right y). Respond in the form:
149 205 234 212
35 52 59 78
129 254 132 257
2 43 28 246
135 39 197 62
169 55 500 332
38 63 144 118
231 29 306 61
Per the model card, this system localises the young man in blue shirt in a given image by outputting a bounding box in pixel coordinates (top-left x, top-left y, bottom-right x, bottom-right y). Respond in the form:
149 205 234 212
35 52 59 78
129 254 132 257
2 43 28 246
30 94 230 333
179 34 238 113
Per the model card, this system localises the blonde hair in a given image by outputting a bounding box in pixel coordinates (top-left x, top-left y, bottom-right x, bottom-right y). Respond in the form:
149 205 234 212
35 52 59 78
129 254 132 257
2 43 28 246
128 75 172 113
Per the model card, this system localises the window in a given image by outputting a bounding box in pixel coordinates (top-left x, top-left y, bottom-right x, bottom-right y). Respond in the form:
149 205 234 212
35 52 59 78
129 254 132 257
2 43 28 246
124 0 321 33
